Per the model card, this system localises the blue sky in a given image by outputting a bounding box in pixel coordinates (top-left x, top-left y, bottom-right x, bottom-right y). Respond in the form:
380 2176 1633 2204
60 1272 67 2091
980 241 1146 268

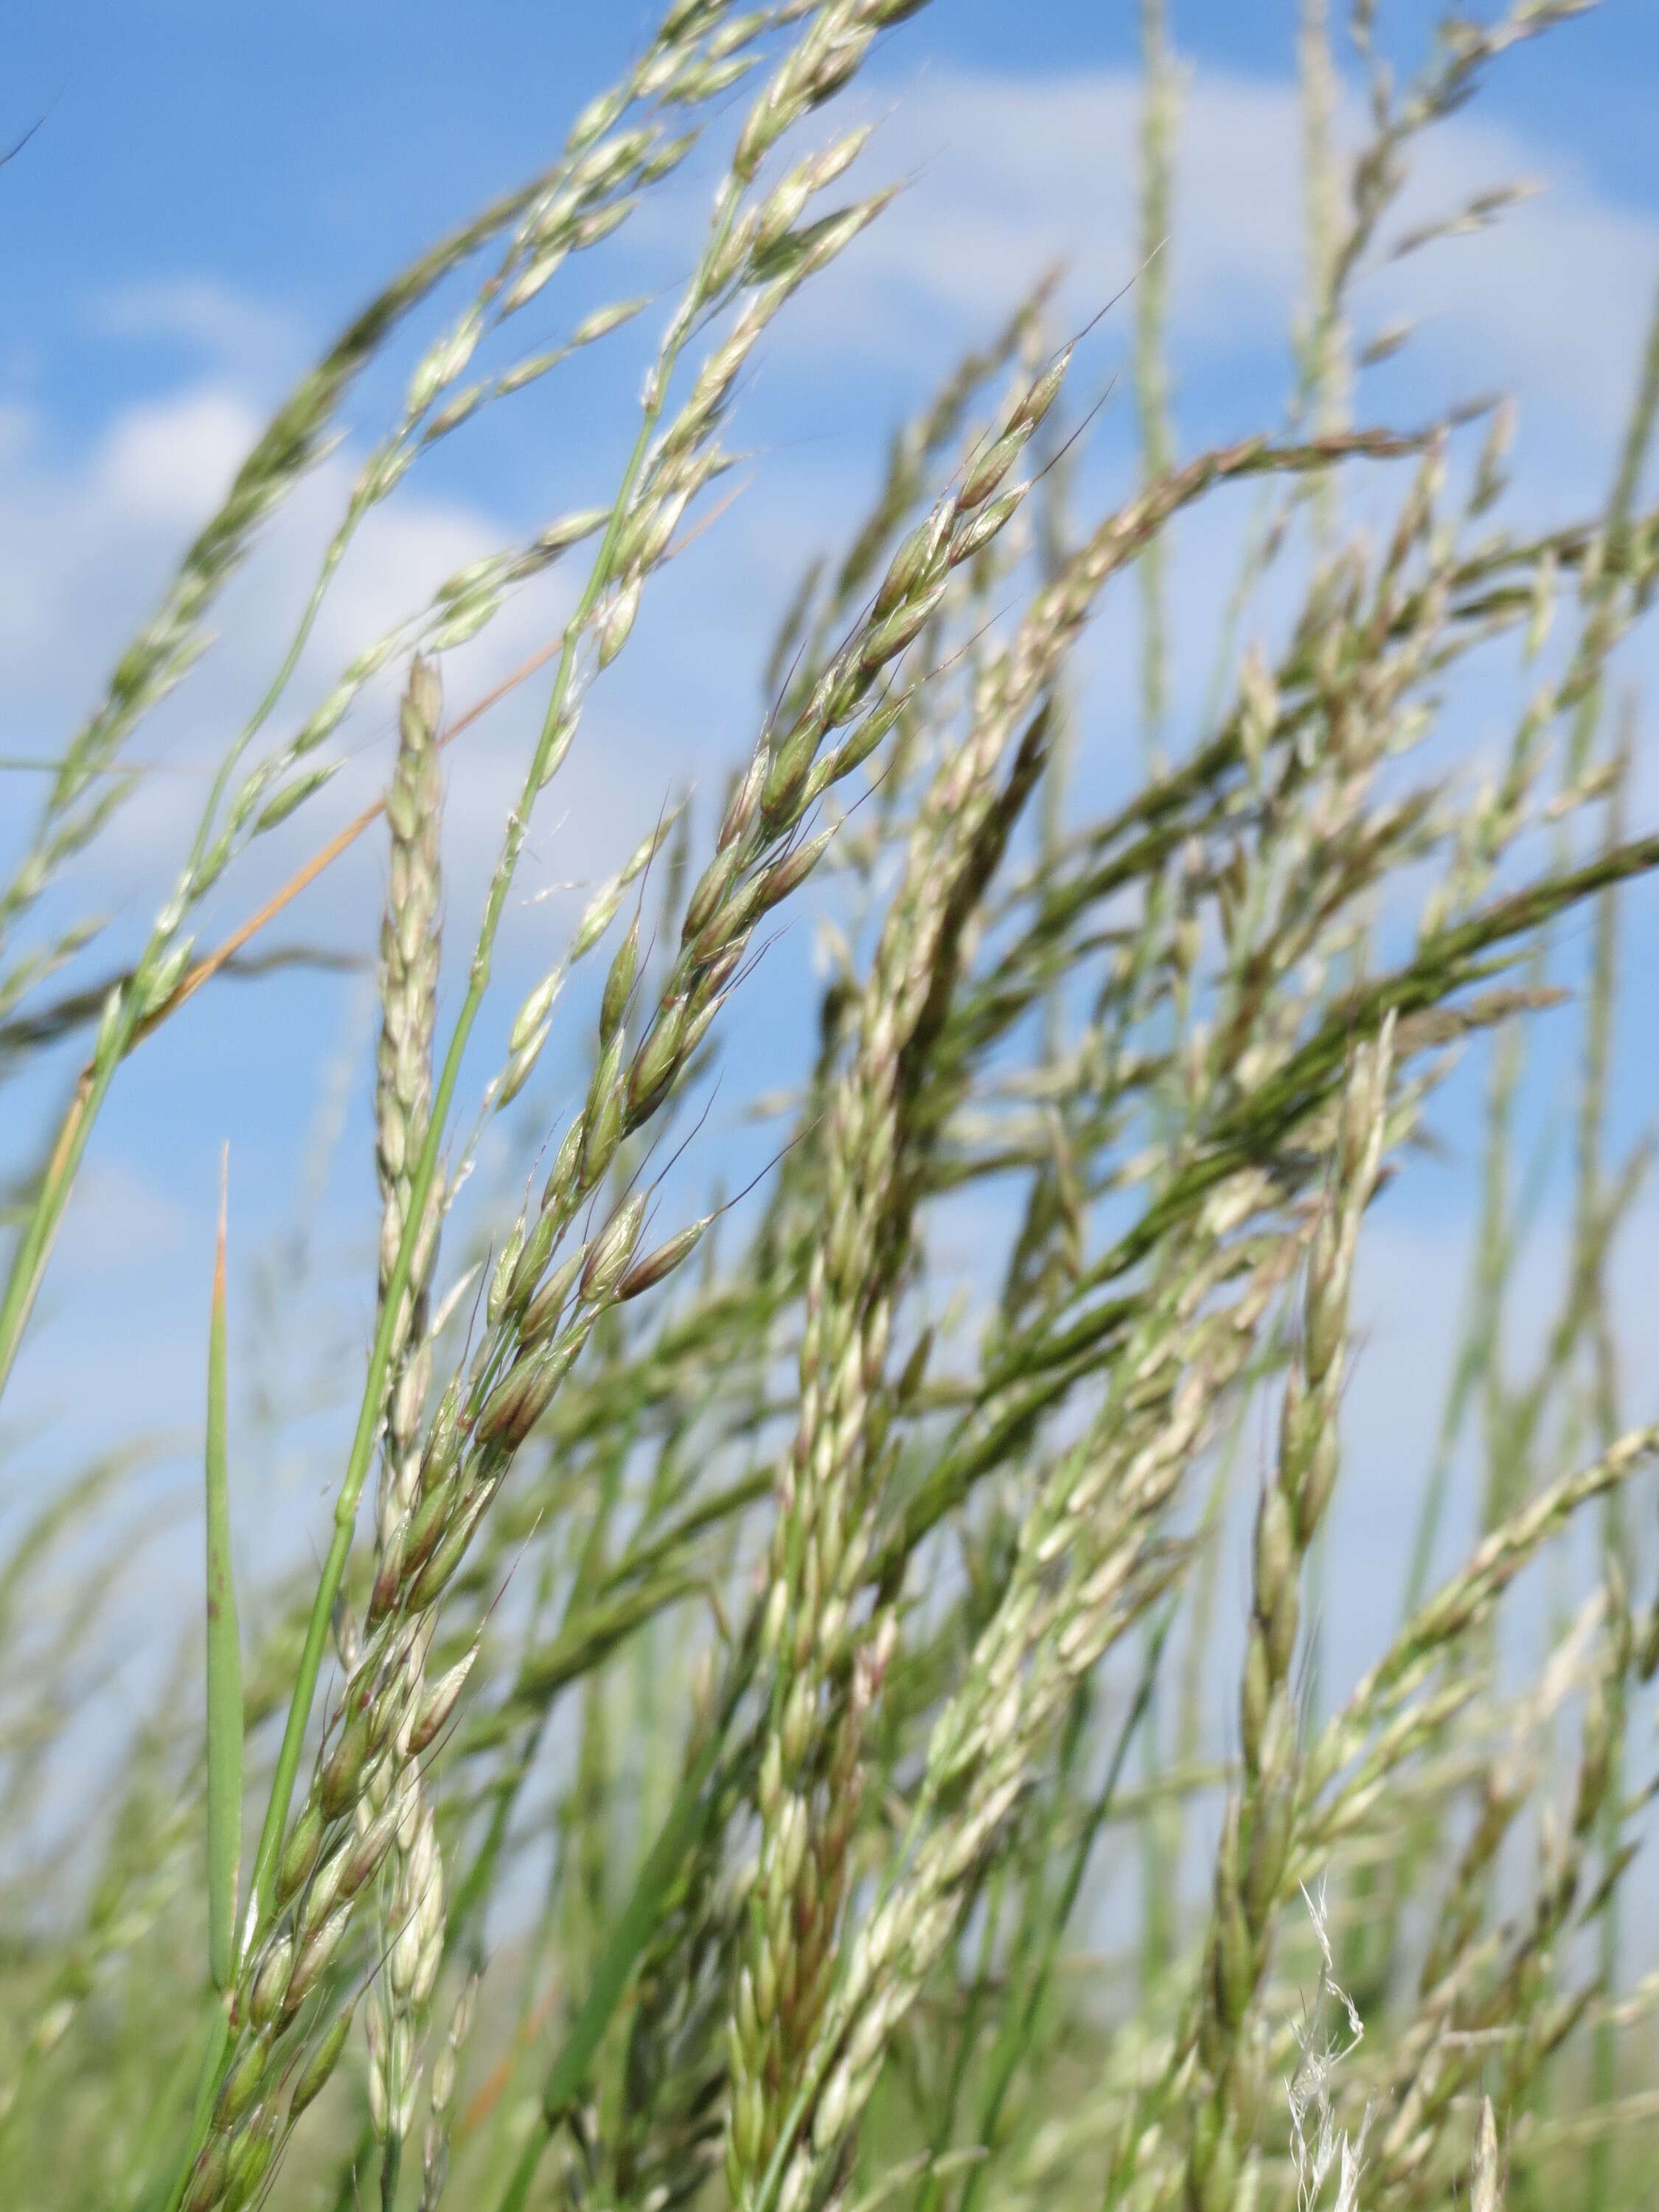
3 1 1658 1791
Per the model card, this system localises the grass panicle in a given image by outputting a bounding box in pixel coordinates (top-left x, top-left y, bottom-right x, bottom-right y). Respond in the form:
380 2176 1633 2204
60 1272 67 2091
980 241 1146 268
3 7 1658 2212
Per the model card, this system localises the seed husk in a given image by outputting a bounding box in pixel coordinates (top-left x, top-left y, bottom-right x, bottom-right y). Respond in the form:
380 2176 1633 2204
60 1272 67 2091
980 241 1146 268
318 1706 370 1820
213 2034 270 2132
289 2002 355 2121
580 1194 647 1304
276 1804 325 1908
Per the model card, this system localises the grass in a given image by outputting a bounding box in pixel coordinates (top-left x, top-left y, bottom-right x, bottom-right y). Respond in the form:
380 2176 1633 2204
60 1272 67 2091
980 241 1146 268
1 2 1658 2209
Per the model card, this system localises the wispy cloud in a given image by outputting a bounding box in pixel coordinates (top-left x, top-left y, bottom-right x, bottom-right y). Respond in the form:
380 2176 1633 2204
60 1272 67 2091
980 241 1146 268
773 64 1659 452
84 277 301 373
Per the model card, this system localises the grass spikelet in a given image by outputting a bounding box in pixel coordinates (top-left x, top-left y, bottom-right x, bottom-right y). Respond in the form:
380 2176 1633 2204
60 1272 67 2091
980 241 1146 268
1472 2096 1503 2212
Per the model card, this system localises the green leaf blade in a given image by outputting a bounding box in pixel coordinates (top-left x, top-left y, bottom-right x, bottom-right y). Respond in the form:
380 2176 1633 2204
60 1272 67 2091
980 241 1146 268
204 1150 242 1993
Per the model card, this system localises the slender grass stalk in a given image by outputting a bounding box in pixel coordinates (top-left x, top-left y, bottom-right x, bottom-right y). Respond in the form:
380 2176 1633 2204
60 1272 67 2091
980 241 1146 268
495 1646 750 2212
1135 0 1178 768
1581 727 1631 2212
1298 0 1348 547
204 1152 243 1999
955 1609 1172 2212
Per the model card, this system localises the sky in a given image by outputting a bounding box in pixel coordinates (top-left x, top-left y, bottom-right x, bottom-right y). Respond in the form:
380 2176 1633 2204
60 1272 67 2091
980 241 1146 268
2 0 1659 1848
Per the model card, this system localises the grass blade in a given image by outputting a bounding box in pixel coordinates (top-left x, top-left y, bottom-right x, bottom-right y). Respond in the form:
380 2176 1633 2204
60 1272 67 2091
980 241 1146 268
204 1148 242 1993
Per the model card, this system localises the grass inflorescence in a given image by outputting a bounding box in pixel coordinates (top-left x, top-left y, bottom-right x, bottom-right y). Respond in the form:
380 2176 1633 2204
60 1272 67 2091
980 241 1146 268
1 5 1657 2211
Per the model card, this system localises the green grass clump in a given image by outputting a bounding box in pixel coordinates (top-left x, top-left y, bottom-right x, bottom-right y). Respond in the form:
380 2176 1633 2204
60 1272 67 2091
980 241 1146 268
2 4 1658 2209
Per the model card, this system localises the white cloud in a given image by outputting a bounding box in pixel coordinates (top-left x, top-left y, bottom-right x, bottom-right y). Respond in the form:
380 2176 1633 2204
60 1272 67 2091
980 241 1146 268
85 278 299 373
97 382 262 524
0 377 587 930
825 71 1297 347
0 380 264 710
773 64 1659 451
